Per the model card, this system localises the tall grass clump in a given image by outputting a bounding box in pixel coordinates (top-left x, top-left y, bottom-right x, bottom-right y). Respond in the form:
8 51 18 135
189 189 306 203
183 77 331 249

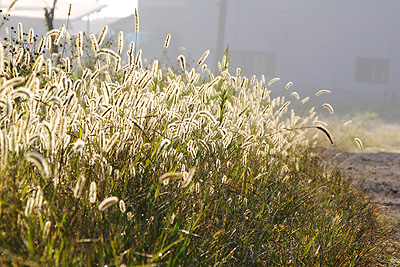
0 14 398 266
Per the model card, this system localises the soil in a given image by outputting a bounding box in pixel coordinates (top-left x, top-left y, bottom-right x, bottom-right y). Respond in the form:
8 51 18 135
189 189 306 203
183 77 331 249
325 151 400 219
324 151 400 240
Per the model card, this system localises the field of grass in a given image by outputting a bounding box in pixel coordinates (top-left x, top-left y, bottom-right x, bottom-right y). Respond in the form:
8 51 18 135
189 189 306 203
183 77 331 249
324 113 400 153
0 13 399 266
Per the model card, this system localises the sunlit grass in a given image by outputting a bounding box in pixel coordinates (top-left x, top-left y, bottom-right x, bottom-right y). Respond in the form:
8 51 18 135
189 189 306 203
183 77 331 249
323 112 400 152
0 12 398 265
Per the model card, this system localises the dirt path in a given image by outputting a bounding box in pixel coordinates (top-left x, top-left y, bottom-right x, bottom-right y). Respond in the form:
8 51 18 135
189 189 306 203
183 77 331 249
325 151 400 221
326 152 400 219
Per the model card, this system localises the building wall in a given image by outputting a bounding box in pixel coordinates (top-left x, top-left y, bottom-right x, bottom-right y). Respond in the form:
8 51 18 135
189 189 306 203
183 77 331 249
223 0 400 105
42 0 400 118
138 0 220 65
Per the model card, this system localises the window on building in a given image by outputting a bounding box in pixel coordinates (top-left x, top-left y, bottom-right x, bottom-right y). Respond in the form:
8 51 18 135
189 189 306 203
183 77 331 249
230 50 277 77
355 57 389 83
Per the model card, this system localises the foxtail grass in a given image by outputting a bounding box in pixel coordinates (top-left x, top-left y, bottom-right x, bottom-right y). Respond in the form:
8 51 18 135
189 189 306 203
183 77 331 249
0 16 398 266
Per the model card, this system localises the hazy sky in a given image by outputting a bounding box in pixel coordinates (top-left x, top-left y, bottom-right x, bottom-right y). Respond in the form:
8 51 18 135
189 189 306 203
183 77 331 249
81 0 138 18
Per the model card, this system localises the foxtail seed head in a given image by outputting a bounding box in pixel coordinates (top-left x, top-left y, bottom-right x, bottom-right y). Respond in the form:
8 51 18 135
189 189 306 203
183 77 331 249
301 97 310 104
89 182 97 204
285 81 293 90
268 77 280 86
178 55 186 71
291 92 300 100
316 126 334 145
34 187 44 209
119 200 126 213
322 103 334 115
25 151 50 179
43 220 51 238
117 31 124 54
72 139 85 153
54 24 65 45
354 137 363 149
24 197 34 217
28 28 34 44
17 22 23 41
134 8 139 33
316 89 331 96
98 196 119 211
159 171 183 183
89 34 99 52
73 175 86 198
0 43 4 74
198 50 210 65
76 31 83 57
181 166 196 188
97 25 108 46
164 33 171 48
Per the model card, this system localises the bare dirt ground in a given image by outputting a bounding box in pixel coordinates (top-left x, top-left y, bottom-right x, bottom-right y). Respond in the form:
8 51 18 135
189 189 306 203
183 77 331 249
324 151 400 240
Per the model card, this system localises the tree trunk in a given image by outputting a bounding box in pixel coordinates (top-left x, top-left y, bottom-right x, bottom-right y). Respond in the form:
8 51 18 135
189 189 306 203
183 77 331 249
44 0 58 54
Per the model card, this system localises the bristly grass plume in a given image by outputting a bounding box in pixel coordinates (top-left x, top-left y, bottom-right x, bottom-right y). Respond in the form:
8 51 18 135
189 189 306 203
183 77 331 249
0 10 397 266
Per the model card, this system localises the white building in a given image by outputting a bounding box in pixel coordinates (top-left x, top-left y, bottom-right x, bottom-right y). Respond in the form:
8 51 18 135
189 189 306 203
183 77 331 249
136 0 400 120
